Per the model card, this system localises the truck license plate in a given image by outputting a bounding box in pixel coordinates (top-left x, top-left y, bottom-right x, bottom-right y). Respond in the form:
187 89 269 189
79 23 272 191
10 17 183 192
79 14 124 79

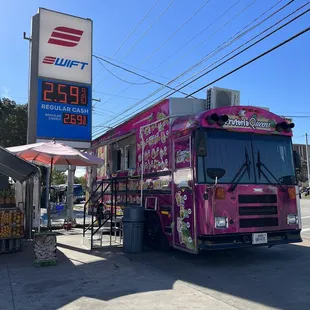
252 233 268 244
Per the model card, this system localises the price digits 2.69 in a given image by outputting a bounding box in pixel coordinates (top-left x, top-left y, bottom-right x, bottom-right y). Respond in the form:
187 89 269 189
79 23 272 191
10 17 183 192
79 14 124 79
62 113 88 126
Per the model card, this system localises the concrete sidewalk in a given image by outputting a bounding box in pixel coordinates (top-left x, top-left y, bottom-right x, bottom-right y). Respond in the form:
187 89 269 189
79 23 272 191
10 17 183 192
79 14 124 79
0 229 236 310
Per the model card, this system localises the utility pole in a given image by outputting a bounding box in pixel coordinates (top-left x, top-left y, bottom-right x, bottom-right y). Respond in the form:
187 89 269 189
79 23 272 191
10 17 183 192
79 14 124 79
306 133 310 185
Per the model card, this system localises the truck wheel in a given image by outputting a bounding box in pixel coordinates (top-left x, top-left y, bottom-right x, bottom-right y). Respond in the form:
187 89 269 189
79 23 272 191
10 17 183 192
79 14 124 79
144 211 170 251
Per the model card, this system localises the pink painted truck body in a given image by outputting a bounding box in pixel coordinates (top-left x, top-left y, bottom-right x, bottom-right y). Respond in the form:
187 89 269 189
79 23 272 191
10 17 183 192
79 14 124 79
92 98 302 253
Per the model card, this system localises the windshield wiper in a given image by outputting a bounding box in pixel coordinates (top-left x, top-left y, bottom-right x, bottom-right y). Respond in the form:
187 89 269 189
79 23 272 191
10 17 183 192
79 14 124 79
256 150 285 191
229 147 251 192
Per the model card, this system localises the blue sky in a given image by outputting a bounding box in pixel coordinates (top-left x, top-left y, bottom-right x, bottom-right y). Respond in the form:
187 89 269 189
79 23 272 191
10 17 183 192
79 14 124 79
0 0 309 150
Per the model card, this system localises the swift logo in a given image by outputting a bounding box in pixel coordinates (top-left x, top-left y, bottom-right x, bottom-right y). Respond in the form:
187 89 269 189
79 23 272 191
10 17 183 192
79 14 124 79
42 56 88 70
48 26 83 47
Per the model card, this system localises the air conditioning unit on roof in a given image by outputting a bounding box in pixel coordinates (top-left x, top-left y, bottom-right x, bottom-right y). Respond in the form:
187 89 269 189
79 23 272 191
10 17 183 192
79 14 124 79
206 86 240 110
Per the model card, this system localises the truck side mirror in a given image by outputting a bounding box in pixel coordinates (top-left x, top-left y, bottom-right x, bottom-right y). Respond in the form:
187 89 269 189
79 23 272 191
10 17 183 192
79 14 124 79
195 128 207 156
293 151 301 172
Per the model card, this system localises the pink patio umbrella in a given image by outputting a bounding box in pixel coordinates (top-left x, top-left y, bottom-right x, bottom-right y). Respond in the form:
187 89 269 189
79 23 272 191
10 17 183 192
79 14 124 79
7 140 104 229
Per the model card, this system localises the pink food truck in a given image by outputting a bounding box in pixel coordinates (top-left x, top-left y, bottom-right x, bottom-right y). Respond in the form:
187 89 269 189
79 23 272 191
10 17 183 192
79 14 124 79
91 94 302 253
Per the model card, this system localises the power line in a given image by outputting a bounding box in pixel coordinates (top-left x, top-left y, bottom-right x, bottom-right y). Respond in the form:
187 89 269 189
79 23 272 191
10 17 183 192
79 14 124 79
138 0 212 66
94 54 196 97
112 0 160 58
94 0 175 90
93 90 141 100
93 7 309 136
92 0 160 82
92 0 245 111
160 0 259 74
282 116 310 118
186 27 310 97
92 1 301 135
95 58 150 85
168 0 304 96
119 0 176 61
93 0 291 131
148 0 242 73
139 4 310 102
141 0 293 103
164 0 293 88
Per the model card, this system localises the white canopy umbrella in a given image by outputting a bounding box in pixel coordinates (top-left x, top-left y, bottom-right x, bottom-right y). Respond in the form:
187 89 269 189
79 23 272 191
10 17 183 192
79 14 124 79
7 140 103 229
7 141 103 167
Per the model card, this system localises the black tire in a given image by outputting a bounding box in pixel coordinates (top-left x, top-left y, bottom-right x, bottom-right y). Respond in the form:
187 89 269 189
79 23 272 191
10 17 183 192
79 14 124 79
144 210 170 251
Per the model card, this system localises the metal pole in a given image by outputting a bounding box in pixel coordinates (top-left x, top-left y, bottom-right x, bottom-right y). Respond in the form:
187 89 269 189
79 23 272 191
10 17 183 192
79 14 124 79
83 200 86 236
66 165 75 223
47 158 53 231
306 133 310 185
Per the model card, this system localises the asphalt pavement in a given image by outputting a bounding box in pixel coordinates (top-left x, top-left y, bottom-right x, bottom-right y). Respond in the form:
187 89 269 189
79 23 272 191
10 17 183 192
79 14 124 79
1 200 310 309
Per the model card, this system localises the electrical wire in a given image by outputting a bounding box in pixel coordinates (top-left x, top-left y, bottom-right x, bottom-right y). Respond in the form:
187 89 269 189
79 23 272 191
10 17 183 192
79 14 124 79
92 1 300 135
147 0 242 73
163 0 292 86
161 0 259 74
93 0 291 129
95 58 151 85
94 54 196 97
92 8 309 136
92 0 160 82
138 0 212 66
186 27 310 97
134 4 310 115
132 0 294 107
119 0 176 61
168 0 305 96
112 0 160 58
92 0 243 106
93 90 141 100
94 0 175 90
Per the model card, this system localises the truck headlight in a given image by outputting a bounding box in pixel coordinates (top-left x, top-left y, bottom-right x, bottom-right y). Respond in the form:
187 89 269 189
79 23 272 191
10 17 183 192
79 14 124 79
287 214 298 225
215 216 228 229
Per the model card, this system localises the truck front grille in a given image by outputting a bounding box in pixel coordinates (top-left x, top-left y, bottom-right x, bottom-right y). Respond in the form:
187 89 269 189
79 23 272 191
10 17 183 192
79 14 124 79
238 194 277 204
239 206 278 216
240 217 278 228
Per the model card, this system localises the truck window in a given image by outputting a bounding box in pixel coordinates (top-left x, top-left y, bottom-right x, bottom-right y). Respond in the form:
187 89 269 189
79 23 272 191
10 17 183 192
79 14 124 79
116 149 122 171
196 129 296 185
125 144 136 170
197 130 254 184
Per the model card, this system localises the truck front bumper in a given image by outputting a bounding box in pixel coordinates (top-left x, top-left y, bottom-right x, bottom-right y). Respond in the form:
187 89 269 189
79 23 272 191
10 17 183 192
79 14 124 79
198 229 302 250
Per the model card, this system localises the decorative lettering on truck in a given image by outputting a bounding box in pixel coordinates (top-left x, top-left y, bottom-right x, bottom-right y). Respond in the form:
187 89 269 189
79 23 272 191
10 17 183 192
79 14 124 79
224 115 276 131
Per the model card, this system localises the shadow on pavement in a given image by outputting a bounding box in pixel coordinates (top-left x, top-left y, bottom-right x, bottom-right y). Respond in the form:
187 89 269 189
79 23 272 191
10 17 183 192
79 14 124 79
1 233 310 310
127 242 310 310
0 233 175 310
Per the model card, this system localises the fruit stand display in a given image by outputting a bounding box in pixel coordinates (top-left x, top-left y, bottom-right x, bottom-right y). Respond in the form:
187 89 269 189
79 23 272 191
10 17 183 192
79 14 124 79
0 189 24 253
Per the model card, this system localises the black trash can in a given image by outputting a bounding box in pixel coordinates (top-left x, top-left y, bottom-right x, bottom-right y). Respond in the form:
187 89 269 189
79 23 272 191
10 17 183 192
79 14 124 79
122 205 145 253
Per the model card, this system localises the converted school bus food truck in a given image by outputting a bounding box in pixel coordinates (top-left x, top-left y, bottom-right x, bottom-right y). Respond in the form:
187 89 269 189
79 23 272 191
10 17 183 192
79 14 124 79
90 87 302 254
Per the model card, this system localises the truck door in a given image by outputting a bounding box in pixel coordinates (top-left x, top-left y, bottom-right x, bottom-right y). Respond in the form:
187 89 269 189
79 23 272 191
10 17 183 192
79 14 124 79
172 135 197 253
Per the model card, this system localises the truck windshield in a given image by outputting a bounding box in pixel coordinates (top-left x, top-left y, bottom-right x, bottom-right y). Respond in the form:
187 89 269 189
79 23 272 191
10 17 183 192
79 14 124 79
196 129 296 185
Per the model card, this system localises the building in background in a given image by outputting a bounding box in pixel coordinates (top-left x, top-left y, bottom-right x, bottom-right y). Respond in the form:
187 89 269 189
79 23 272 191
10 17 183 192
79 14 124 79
293 143 309 162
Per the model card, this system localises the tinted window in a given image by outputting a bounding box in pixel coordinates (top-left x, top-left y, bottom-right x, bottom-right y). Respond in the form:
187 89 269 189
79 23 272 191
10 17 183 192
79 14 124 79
197 130 254 184
196 129 295 185
252 134 295 184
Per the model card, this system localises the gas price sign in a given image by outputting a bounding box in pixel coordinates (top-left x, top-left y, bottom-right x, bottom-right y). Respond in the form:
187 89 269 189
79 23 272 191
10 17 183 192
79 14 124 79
36 78 91 141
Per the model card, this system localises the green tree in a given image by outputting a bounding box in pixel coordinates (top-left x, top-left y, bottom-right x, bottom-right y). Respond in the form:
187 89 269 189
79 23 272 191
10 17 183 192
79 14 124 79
52 171 66 185
297 161 308 183
0 97 28 147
